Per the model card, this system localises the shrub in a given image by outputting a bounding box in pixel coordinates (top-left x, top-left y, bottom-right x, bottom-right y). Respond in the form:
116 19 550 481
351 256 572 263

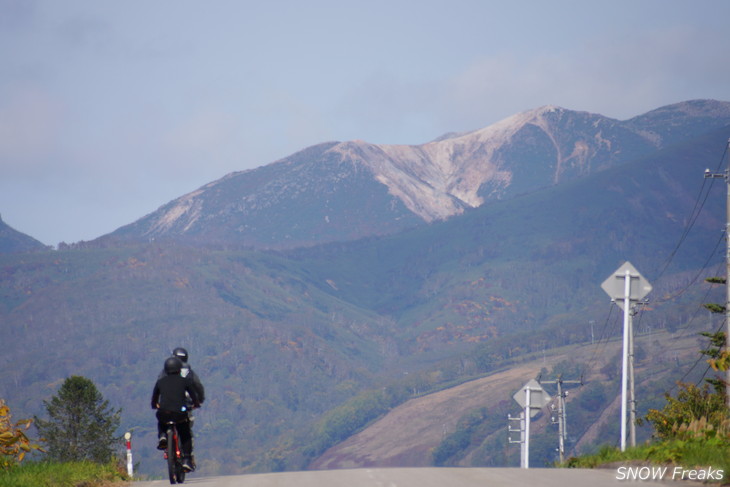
0 399 43 470
643 382 728 440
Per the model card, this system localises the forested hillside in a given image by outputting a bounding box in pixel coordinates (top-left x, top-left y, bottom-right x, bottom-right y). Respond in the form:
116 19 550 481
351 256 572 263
1 114 728 477
310 330 709 468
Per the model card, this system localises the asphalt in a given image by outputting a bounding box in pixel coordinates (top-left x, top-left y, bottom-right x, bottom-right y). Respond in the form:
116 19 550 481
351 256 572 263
132 466 706 486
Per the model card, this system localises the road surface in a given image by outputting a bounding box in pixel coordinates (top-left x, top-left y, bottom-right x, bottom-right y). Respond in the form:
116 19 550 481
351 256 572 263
132 467 696 486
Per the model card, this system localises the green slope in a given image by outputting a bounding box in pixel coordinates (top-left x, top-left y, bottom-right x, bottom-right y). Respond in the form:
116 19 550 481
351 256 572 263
0 127 728 476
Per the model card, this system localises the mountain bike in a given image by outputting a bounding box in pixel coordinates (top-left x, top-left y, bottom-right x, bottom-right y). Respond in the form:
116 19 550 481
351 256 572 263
162 419 188 484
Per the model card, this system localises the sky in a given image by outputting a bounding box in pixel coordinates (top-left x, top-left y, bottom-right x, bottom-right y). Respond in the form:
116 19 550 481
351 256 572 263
2 0 730 246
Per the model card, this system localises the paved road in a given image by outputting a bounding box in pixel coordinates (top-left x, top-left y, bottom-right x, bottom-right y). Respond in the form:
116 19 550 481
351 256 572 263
132 467 695 486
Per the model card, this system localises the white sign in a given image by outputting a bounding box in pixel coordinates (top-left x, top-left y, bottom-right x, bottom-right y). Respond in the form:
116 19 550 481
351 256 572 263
601 261 652 310
512 379 551 417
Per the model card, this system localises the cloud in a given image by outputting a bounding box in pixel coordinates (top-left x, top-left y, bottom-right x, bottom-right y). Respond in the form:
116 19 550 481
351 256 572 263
435 23 730 131
0 84 63 174
334 6 730 146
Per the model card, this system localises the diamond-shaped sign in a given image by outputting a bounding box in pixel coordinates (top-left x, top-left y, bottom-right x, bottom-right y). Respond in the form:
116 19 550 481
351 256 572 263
513 379 551 417
601 261 652 310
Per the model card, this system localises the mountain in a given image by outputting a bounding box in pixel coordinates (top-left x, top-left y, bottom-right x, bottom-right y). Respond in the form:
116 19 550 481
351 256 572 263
286 125 729 356
103 100 730 250
106 141 423 249
0 215 47 253
1 101 729 477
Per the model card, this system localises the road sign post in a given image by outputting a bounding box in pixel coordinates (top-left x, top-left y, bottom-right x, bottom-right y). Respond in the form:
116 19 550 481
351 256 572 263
512 379 551 468
601 262 652 452
124 431 133 478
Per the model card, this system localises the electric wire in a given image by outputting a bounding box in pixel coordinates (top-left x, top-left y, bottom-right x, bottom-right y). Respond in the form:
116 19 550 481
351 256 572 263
696 363 715 388
651 230 725 394
653 178 712 282
667 320 726 394
671 270 723 341
581 302 620 379
653 230 726 305
653 142 728 283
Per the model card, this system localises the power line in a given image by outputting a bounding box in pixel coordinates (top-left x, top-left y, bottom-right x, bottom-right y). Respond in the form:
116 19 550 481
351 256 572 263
653 230 725 305
581 303 618 378
653 143 729 282
671 276 721 341
668 320 726 394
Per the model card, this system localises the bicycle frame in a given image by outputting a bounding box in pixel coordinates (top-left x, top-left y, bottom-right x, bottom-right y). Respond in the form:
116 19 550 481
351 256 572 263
163 420 186 484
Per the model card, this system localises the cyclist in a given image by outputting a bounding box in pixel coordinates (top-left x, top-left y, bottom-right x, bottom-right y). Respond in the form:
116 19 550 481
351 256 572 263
152 356 200 472
159 347 205 468
159 347 205 406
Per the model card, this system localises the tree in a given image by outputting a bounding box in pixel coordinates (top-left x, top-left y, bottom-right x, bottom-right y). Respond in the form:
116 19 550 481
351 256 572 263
699 330 727 395
34 376 122 463
701 276 728 402
0 399 43 469
643 382 728 440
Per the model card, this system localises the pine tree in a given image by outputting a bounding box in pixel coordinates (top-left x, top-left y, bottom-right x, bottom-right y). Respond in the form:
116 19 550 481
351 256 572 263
702 277 729 400
34 376 122 463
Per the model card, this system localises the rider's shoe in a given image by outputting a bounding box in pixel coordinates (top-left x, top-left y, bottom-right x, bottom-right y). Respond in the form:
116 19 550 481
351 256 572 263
157 436 167 450
182 457 194 472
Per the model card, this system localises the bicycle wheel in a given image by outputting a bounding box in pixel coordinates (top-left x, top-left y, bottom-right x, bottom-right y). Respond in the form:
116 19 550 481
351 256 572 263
166 427 177 484
175 460 186 483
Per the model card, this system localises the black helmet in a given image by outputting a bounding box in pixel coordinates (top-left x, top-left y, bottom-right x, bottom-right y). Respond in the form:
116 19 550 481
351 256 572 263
164 356 183 375
172 347 188 363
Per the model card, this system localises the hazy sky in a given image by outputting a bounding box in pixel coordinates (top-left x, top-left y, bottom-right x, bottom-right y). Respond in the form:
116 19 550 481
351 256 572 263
2 0 730 245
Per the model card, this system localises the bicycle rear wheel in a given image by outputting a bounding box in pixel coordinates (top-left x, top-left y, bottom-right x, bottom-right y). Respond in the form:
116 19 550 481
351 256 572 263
166 427 177 484
175 460 186 483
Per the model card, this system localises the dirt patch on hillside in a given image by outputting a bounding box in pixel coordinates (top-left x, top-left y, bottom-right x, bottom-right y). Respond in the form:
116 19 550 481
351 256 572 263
310 331 699 469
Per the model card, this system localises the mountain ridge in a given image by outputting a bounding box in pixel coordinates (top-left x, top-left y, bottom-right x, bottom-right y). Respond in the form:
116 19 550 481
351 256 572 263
98 99 730 250
0 214 47 252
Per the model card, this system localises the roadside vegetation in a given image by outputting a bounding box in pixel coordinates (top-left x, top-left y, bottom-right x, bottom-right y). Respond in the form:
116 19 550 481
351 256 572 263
563 382 730 479
0 461 128 487
564 438 730 474
1 378 129 487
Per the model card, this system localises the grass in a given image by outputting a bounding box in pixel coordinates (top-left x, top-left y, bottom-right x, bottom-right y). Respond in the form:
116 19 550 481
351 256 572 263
0 461 129 487
563 438 730 483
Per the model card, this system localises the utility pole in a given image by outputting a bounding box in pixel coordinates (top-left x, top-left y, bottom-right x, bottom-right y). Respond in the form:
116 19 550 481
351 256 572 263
628 305 638 447
621 268 631 450
542 376 582 463
704 140 730 410
625 300 647 448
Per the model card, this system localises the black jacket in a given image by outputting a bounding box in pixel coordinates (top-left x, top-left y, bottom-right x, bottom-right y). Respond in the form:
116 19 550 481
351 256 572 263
158 364 205 404
151 373 200 412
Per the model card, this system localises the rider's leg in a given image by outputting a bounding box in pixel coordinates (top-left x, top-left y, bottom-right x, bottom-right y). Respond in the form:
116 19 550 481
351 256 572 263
178 420 192 457
187 411 195 466
155 410 169 449
177 420 193 470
